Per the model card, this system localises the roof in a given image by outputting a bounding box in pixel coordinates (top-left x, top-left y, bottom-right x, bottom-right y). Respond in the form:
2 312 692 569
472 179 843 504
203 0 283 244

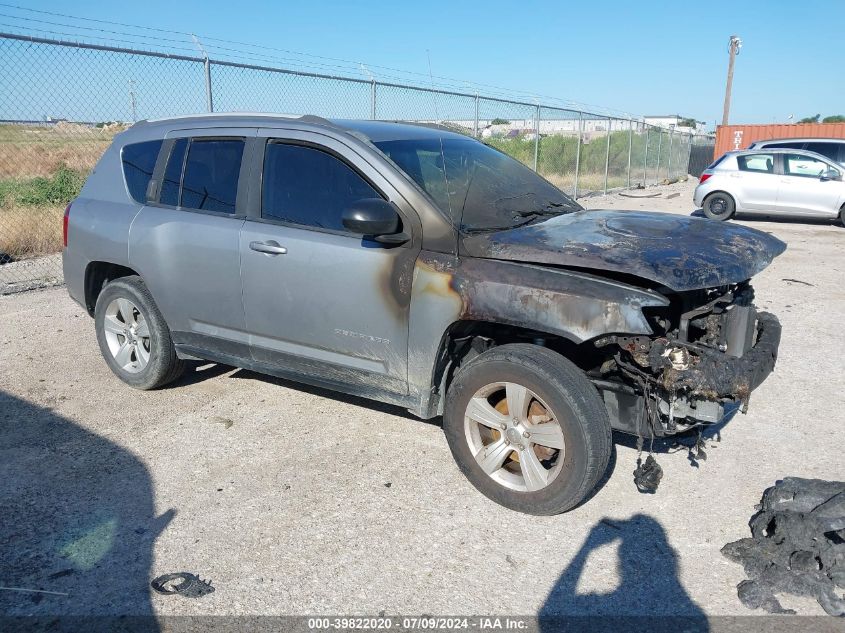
136 112 471 143
725 148 841 164
749 137 845 145
333 119 471 142
729 148 834 156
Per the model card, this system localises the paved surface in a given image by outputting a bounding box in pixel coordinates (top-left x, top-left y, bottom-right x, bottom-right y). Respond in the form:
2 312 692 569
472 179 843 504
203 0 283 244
1 179 843 618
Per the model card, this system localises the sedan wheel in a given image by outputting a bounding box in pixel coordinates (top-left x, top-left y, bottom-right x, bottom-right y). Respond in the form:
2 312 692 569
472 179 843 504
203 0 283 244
703 192 735 220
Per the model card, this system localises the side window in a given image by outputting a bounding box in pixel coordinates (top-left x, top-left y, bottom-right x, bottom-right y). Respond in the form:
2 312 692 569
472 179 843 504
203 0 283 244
121 140 163 203
783 153 829 178
262 142 382 231
180 139 244 214
737 153 774 174
159 138 187 207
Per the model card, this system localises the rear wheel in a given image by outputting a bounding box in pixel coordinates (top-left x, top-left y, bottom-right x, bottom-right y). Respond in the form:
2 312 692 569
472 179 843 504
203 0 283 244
443 344 612 515
702 192 735 220
839 205 845 227
94 276 184 390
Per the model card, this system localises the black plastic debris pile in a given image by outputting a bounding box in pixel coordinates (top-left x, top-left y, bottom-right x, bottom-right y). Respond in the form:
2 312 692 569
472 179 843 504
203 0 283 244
721 477 845 616
151 572 215 598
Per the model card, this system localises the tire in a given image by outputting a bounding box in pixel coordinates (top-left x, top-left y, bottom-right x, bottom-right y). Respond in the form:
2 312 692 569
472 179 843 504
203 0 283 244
94 275 184 390
702 192 735 221
443 344 612 515
839 206 845 227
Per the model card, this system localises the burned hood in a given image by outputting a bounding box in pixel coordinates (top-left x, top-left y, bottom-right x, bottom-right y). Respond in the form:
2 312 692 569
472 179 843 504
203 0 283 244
461 210 786 292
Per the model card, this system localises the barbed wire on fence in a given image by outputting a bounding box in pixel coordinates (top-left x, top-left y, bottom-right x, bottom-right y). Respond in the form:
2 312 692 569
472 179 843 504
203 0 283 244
0 31 715 294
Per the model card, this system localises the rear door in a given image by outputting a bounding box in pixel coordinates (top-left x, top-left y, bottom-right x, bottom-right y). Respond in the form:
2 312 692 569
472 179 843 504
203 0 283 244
238 128 420 398
733 153 778 210
776 153 842 217
128 128 255 357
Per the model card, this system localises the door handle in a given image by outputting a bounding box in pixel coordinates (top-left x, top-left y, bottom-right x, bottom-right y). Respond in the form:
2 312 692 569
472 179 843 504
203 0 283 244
249 240 287 255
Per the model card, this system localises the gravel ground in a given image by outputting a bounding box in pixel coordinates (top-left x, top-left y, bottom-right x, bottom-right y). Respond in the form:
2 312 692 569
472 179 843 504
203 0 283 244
1 179 843 621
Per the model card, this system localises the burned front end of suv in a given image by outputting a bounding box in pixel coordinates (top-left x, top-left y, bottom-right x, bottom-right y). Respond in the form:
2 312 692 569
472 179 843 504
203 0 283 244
460 209 787 439
594 281 781 438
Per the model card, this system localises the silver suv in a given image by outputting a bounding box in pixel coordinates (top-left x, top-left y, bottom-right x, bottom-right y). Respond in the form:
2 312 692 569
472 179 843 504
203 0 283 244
64 114 785 514
748 138 845 166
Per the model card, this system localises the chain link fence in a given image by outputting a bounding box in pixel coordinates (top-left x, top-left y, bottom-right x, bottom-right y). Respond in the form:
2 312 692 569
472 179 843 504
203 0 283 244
0 32 707 294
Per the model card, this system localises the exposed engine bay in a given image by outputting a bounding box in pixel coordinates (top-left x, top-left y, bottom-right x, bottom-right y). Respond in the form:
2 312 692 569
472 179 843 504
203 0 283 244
592 281 781 440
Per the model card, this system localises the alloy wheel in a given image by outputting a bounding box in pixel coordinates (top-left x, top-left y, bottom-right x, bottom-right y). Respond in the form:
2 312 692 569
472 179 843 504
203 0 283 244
464 382 565 492
102 298 151 373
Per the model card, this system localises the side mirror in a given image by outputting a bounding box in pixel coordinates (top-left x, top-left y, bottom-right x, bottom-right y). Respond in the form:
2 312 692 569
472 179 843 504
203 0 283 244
820 169 841 182
342 198 409 244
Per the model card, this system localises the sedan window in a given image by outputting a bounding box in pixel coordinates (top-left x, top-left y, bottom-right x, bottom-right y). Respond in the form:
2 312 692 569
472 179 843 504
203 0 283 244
783 154 829 178
737 154 774 174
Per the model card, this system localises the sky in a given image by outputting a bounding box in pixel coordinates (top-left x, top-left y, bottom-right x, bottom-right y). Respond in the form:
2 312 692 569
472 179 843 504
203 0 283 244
3 0 843 128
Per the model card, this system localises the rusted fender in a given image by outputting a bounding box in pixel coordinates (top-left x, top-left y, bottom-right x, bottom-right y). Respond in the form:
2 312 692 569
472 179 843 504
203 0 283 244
407 252 669 409
462 210 787 292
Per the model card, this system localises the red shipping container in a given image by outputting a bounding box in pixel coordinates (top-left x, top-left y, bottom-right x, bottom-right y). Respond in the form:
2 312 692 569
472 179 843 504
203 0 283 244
714 123 845 160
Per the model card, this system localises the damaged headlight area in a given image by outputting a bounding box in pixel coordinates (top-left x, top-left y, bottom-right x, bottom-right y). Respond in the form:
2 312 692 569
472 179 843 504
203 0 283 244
593 282 782 438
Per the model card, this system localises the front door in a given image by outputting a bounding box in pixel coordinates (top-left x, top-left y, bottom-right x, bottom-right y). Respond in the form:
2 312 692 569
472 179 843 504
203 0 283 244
239 130 418 397
777 153 842 217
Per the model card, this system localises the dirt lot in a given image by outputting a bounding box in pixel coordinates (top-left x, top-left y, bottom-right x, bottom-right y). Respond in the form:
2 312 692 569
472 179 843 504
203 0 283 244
1 179 843 621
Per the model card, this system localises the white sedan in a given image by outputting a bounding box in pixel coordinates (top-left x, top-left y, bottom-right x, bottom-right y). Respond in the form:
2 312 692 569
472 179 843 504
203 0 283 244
694 148 845 223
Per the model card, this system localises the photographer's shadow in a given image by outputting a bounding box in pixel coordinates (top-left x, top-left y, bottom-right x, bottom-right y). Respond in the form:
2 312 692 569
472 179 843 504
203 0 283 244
0 390 171 631
539 514 707 632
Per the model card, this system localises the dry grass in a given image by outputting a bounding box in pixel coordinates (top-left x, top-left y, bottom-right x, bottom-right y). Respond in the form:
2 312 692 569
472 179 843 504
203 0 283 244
0 124 109 259
543 171 627 193
0 123 118 179
0 203 64 259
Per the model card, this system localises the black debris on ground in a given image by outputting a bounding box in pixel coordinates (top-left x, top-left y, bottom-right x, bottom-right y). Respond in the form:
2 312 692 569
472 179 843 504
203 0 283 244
150 573 215 598
721 477 845 616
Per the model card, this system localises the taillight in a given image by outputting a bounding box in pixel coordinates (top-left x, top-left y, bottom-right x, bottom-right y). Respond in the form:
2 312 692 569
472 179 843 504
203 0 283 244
63 203 71 248
699 173 712 184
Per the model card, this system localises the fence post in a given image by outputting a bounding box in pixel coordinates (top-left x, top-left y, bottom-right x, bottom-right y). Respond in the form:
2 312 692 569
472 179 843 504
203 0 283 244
626 120 633 190
474 94 479 138
533 104 540 172
643 125 649 186
686 134 694 177
574 111 583 199
667 129 674 180
603 117 611 195
655 131 663 183
370 80 376 120
204 57 213 113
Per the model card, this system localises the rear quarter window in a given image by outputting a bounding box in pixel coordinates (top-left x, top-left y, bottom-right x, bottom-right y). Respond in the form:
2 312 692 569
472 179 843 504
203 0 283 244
121 140 163 203
707 154 727 169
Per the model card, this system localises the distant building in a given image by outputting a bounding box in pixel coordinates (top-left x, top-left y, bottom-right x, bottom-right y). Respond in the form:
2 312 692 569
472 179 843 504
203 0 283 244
643 115 697 133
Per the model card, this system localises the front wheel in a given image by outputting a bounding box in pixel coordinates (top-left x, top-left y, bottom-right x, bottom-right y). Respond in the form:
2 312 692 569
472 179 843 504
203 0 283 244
443 344 612 515
702 192 735 220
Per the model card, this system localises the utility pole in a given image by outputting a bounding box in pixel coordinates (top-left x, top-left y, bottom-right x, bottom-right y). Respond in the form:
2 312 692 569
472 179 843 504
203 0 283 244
721 35 742 126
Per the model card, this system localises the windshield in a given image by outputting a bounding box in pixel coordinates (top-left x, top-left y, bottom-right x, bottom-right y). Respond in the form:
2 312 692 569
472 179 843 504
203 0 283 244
373 136 582 232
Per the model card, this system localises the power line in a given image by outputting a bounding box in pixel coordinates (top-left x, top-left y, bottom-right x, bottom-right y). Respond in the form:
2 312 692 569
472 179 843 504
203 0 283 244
0 4 642 119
